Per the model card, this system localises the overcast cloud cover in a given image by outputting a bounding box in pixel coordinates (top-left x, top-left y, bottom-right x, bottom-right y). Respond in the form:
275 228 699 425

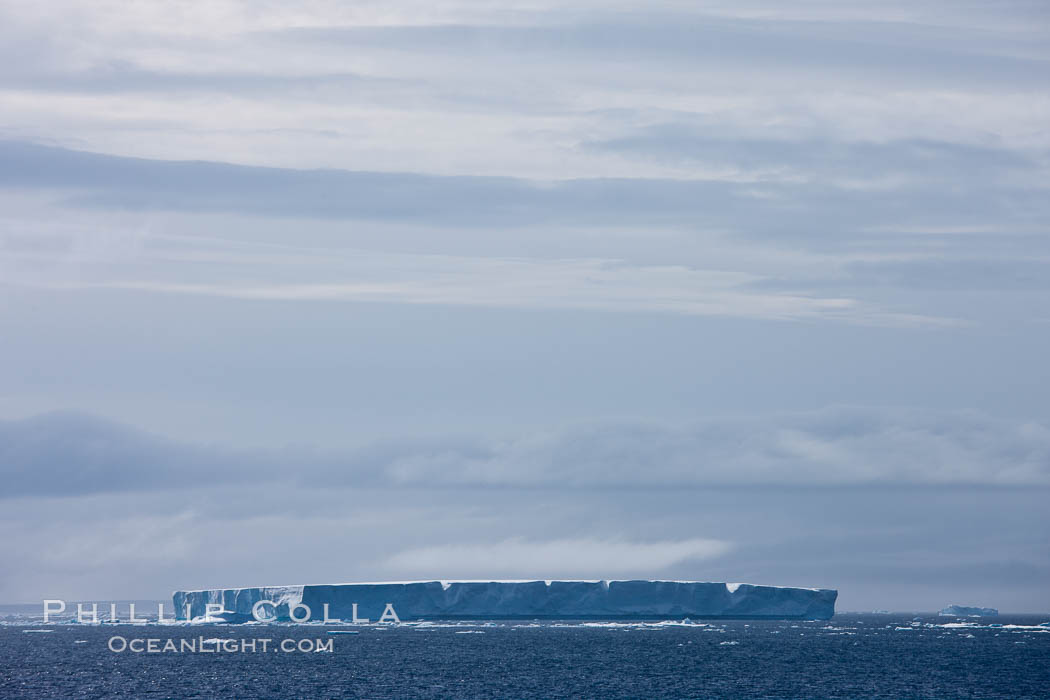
0 0 1048 611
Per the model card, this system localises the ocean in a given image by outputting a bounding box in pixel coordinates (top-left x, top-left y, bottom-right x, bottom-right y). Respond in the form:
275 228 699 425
1 614 1048 698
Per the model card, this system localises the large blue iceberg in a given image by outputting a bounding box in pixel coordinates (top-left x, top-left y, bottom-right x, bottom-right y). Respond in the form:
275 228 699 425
173 580 837 621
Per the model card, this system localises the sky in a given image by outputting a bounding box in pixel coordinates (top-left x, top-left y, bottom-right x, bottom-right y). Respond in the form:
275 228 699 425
1 0 1048 612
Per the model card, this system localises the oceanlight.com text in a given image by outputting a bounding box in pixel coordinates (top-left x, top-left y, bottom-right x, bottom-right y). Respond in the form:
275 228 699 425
107 636 333 653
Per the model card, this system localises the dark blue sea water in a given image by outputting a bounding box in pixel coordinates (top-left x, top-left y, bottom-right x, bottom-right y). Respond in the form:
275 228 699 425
2 615 1048 698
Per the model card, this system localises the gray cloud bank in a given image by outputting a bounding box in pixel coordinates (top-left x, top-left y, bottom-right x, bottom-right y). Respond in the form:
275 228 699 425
3 140 1046 237
9 140 1050 327
585 127 1045 186
4 407 1048 498
3 140 1048 325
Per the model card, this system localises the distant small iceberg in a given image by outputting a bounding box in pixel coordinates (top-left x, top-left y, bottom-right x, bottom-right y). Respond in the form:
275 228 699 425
939 605 998 617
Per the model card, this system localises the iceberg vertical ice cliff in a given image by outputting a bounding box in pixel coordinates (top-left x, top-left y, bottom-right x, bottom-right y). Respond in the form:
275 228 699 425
173 580 837 621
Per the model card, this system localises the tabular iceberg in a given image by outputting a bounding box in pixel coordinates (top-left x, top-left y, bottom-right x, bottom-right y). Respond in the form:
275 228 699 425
173 580 837 621
939 605 998 617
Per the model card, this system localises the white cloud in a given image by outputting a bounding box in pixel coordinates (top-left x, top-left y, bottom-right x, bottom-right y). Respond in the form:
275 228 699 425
73 262 875 324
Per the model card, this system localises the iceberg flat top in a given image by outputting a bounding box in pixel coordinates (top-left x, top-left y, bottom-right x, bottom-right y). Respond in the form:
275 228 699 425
175 579 827 594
